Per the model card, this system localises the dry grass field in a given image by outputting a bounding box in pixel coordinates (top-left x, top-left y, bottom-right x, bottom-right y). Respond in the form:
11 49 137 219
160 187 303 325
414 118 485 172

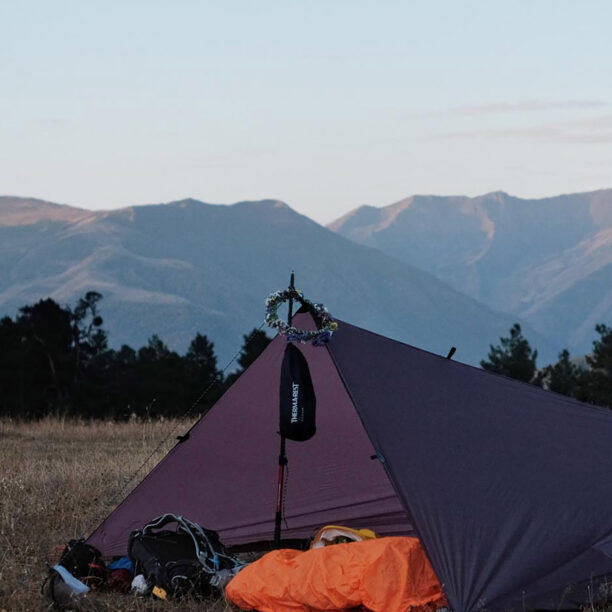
0 418 239 611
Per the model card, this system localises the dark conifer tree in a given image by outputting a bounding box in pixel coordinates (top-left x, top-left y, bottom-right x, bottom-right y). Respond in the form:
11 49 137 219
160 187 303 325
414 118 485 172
186 333 221 383
130 335 183 417
17 298 75 416
541 349 584 398
480 323 539 383
184 333 223 412
237 329 272 371
224 329 272 388
71 291 107 375
580 324 612 408
0 316 28 417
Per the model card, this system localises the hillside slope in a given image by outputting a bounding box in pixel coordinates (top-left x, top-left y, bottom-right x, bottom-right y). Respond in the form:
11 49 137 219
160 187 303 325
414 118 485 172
329 190 612 355
0 196 555 366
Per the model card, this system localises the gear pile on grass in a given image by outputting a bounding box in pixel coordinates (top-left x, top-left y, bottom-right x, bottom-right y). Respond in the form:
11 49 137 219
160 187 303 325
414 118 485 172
265 289 338 346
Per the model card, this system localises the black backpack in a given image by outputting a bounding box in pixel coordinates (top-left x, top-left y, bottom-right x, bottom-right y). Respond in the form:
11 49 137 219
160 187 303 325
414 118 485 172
58 539 106 588
128 514 243 598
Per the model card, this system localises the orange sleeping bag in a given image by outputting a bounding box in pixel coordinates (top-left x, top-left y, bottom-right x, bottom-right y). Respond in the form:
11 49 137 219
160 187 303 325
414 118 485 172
226 536 447 612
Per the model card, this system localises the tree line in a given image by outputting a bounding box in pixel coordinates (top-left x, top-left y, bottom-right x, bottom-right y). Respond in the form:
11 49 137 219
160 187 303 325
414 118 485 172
0 292 271 419
1 292 611 419
481 323 612 408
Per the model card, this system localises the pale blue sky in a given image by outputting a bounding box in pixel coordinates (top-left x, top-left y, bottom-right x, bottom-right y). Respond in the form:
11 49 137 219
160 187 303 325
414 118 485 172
1 1 611 223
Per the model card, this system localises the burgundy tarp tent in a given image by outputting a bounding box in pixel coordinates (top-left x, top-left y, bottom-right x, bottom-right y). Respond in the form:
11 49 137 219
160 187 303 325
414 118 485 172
88 313 612 611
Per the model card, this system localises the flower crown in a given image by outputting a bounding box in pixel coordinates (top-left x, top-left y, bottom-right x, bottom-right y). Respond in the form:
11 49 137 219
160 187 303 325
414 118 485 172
265 289 338 346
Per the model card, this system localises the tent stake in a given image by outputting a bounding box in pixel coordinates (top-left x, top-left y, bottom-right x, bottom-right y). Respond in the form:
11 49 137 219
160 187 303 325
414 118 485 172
274 271 294 549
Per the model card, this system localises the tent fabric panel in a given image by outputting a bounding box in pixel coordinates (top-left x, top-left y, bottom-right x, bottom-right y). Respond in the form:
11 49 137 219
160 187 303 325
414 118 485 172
88 314 410 557
327 321 612 612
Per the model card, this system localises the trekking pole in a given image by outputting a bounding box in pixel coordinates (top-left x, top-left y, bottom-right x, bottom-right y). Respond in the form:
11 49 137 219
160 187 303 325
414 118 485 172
274 271 294 548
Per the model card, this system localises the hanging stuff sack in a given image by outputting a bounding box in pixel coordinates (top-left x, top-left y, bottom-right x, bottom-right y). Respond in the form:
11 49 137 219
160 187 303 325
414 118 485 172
279 343 316 441
58 539 106 588
128 513 245 598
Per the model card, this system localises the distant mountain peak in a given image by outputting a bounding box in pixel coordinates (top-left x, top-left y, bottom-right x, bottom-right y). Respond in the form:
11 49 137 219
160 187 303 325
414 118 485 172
232 198 290 210
174 198 208 208
480 190 510 202
155 197 291 213
327 204 383 232
0 196 89 227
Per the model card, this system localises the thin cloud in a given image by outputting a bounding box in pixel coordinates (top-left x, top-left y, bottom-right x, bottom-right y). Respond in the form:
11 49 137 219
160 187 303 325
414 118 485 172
450 100 609 115
589 161 612 168
439 114 612 144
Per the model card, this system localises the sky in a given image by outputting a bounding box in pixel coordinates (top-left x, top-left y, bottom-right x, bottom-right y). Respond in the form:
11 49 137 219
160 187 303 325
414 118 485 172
1 1 611 224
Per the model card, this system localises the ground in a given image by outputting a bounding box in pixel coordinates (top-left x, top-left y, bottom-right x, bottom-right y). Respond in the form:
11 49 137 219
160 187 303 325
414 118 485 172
0 418 239 611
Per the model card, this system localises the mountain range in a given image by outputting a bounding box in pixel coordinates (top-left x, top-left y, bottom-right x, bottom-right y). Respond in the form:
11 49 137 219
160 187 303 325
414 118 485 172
0 195 557 368
329 190 612 358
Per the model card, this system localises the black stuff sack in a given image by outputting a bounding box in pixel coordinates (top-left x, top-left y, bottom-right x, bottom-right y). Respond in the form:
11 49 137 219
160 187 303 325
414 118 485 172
58 539 106 588
128 514 243 598
279 343 316 441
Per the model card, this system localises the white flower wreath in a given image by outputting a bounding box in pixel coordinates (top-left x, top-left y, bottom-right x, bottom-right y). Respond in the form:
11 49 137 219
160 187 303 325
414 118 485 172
265 289 338 346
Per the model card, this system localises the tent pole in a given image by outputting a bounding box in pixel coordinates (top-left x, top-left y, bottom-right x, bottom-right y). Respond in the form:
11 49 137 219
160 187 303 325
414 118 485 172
274 272 294 549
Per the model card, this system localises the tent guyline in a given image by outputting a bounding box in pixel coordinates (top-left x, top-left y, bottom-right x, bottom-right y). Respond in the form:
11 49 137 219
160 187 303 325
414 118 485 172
110 321 268 507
